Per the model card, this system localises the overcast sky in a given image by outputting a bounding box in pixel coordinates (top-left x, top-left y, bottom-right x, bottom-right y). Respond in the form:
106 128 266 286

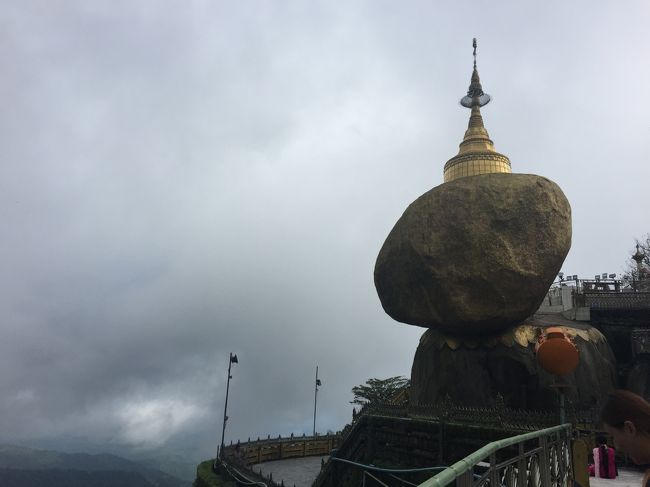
1 0 648 462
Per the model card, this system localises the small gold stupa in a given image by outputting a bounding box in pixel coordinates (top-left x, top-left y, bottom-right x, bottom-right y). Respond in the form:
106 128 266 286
443 39 511 182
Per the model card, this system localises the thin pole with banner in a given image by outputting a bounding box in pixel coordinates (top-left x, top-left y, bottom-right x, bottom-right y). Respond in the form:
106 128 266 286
220 352 238 459
313 366 321 436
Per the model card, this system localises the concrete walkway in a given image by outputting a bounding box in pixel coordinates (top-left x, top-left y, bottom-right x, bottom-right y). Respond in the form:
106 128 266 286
250 459 646 487
252 456 327 487
589 468 646 487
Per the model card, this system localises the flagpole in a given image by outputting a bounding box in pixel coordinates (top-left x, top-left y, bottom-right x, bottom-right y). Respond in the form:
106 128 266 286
220 353 237 460
313 365 318 436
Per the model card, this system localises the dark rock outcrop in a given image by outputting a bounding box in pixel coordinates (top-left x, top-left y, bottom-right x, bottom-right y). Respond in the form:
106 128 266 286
410 316 617 410
375 173 571 335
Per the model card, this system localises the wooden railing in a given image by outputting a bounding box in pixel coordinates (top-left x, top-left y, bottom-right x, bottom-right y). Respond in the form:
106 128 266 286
222 433 340 466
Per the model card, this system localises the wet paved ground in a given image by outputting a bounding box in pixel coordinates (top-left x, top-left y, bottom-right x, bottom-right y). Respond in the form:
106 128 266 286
250 460 646 487
252 456 327 487
590 468 646 487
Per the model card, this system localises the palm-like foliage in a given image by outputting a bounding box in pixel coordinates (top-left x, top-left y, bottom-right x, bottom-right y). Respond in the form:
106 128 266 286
350 376 410 406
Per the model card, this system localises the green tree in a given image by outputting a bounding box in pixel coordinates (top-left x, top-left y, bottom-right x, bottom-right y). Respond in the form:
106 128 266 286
350 376 410 406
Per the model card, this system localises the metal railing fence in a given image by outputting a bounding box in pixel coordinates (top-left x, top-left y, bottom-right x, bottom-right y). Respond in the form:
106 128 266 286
416 424 572 487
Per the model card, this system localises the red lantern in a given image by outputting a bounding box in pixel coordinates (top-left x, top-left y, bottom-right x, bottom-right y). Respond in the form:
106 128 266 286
535 327 580 376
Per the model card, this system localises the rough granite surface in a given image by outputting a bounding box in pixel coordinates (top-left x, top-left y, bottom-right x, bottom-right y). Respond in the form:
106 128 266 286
410 316 618 410
375 173 572 335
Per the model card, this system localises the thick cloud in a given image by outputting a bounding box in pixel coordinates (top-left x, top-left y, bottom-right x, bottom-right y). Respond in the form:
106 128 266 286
0 0 648 461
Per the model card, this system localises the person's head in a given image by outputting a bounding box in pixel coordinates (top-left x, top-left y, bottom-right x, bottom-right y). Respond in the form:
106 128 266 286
601 389 650 465
595 435 607 446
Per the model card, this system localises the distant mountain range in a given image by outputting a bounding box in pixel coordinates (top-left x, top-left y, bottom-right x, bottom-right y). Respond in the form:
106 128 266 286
0 445 190 487
12 434 206 480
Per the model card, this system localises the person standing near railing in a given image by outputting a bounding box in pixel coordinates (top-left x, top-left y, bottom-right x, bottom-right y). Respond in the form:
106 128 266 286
589 436 617 479
601 390 650 487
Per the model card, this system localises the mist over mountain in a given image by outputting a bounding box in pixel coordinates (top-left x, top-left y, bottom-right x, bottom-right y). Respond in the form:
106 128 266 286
0 469 158 487
8 436 201 481
0 445 189 487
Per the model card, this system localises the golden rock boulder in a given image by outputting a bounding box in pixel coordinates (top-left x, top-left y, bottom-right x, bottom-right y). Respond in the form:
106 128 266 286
374 173 571 336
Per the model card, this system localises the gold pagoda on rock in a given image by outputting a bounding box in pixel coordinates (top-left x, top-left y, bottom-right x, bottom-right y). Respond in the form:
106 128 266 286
443 39 511 183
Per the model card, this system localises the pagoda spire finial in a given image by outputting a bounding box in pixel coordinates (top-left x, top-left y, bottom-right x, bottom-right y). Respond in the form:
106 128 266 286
473 37 477 69
442 38 512 182
461 38 490 108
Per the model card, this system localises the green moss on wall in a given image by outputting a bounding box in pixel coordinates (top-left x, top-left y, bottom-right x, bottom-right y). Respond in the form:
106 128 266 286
193 460 236 487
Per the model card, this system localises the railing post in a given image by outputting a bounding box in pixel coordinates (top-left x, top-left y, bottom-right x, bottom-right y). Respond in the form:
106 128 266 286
330 458 337 487
518 441 527 487
489 452 498 487
438 420 445 465
563 428 574 487
459 469 473 487
539 434 551 487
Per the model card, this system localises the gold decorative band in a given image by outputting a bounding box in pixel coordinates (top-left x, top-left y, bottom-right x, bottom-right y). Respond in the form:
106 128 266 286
443 152 511 182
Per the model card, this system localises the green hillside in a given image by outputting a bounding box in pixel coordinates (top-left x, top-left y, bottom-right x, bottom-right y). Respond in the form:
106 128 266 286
193 460 235 487
0 445 188 487
0 468 156 487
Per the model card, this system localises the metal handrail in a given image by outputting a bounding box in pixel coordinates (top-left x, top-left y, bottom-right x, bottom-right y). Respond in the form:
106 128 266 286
417 423 572 487
222 461 268 486
331 456 449 474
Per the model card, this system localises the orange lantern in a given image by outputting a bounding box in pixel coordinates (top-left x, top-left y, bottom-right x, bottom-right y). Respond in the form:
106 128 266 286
535 327 579 376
